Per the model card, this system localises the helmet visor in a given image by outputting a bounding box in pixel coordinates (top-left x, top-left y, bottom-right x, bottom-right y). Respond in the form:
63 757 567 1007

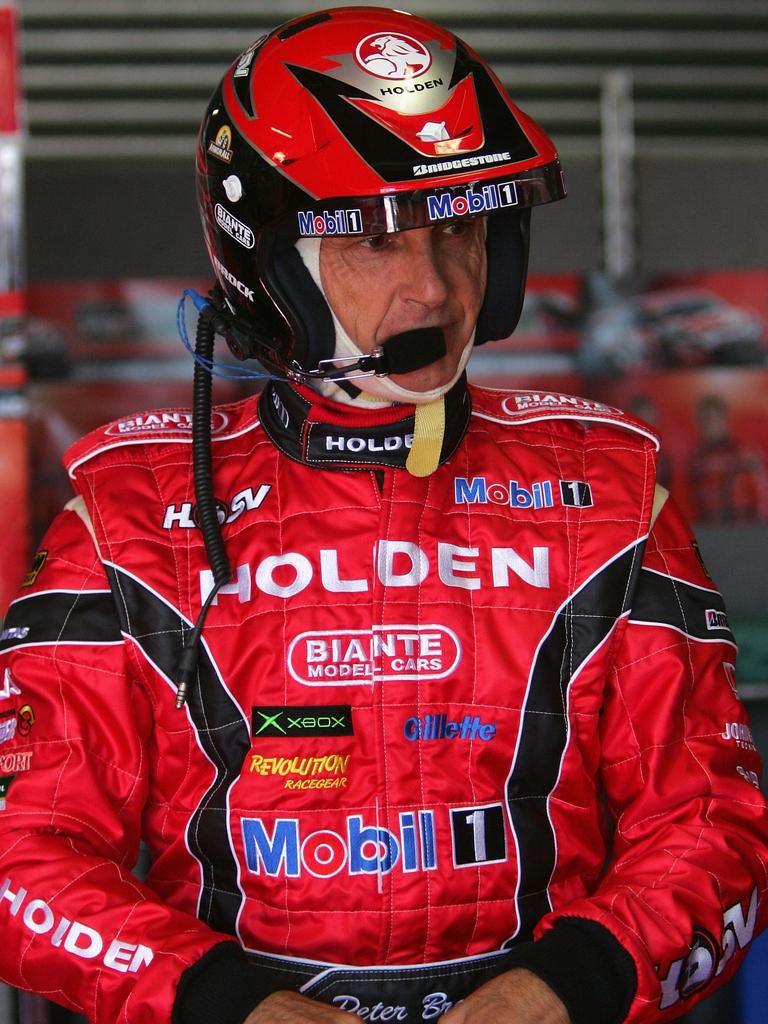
280 158 565 240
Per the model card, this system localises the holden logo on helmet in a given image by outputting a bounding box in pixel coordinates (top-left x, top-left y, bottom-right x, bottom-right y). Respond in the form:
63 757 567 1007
207 125 233 164
355 33 432 80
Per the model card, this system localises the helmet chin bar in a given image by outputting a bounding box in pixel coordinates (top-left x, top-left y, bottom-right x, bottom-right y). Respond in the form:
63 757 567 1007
208 284 448 386
299 326 447 382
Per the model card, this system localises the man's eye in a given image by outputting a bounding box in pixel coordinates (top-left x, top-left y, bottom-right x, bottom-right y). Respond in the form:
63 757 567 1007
360 234 390 250
443 219 471 236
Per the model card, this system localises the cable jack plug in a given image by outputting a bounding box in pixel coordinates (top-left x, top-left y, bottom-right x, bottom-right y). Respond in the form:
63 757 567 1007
175 644 200 709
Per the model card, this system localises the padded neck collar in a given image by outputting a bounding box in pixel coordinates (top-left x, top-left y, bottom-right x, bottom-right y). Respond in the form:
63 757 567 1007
258 375 471 471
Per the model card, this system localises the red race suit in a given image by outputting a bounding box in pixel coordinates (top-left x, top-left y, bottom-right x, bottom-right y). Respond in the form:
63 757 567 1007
0 379 766 1024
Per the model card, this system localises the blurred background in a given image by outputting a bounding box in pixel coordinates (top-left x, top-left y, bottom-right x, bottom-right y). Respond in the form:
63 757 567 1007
0 1 766 1021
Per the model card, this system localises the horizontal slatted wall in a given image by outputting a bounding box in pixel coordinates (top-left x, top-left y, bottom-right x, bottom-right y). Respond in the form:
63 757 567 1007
18 0 768 159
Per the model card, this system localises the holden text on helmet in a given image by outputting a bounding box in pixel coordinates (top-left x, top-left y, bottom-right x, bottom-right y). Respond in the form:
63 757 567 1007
427 181 518 221
379 77 443 97
199 541 550 604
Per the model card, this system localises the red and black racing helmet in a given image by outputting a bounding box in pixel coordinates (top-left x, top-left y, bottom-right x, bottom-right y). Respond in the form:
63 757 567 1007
196 5 566 378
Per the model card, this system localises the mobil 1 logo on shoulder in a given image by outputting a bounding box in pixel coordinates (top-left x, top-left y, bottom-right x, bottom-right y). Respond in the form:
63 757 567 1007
559 480 593 507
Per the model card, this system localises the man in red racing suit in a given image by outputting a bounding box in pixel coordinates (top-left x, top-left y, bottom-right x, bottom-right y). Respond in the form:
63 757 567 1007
1 7 767 1024
0 379 766 1024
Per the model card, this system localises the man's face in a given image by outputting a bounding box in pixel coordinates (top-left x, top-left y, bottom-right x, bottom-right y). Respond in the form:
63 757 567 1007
319 218 487 394
697 399 728 443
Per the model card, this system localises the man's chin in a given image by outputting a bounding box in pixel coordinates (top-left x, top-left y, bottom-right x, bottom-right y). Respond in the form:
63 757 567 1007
353 369 456 406
351 335 473 405
374 367 455 405
398 351 472 396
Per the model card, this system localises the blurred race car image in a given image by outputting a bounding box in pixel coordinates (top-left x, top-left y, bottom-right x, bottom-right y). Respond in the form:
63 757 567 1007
635 288 766 367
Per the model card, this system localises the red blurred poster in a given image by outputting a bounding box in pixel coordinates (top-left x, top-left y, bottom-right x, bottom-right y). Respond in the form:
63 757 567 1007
596 368 768 527
21 277 250 547
0 6 18 134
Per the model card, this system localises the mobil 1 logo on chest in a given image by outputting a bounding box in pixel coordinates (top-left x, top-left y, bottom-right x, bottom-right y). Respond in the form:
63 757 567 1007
454 476 593 510
241 800 508 880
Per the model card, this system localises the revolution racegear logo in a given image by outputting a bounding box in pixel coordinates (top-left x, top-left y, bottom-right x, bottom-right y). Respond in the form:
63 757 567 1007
248 753 351 790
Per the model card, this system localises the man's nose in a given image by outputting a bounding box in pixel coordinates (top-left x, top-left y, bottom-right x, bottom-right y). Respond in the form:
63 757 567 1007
397 229 451 308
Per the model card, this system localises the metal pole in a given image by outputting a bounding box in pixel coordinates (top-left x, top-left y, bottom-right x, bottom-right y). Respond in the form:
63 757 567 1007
0 0 23 313
600 68 636 281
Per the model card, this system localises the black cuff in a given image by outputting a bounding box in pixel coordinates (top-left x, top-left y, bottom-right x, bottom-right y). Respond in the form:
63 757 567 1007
172 942 286 1024
504 918 637 1024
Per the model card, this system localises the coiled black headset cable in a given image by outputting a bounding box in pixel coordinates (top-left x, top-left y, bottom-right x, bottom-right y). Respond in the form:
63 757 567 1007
175 297 233 708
